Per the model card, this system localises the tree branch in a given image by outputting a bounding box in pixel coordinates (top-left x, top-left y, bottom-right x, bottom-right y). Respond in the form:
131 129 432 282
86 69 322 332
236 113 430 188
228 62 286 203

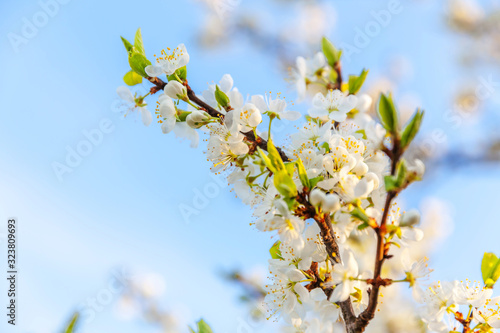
147 76 290 161
354 141 401 332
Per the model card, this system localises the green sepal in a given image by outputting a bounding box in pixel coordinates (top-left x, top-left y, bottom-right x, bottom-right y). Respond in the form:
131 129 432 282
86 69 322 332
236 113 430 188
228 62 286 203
215 85 230 108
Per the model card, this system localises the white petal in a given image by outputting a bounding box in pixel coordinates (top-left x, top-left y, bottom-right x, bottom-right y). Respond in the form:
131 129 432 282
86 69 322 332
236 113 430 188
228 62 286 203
219 74 234 92
294 283 310 301
116 86 134 103
230 142 249 155
308 107 328 118
140 108 152 126
161 117 176 134
338 95 358 112
329 110 348 122
145 65 164 77
251 95 268 112
282 111 302 121
310 288 327 301
159 97 176 118
288 269 305 282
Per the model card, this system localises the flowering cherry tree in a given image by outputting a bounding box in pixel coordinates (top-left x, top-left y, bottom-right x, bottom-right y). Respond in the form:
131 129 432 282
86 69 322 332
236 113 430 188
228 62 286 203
113 29 500 333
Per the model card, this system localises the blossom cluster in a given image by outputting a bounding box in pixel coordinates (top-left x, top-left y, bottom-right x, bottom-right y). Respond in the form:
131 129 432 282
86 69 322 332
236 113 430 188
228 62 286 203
117 29 500 333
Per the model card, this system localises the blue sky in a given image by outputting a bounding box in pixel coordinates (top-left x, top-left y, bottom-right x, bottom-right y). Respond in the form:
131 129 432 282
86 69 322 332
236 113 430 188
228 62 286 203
1 0 500 332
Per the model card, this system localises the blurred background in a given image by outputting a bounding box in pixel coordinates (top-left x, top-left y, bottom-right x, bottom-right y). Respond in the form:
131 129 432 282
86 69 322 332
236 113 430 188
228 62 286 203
1 0 500 332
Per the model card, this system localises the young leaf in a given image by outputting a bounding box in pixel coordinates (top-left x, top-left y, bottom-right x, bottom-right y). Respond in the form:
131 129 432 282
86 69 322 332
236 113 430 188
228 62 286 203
377 93 398 134
384 175 398 192
257 148 276 173
309 176 324 189
266 139 297 198
295 158 310 189
395 159 407 186
267 139 286 172
129 52 152 78
269 240 283 259
123 70 143 86
351 207 370 225
121 36 133 54
482 252 500 288
64 313 79 333
273 170 298 199
197 319 214 333
348 69 369 95
134 28 146 57
401 109 424 149
322 37 342 67
167 66 187 82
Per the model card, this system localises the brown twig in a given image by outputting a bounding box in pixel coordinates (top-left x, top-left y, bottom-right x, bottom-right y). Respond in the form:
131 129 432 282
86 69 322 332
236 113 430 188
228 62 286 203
147 76 289 161
354 140 401 332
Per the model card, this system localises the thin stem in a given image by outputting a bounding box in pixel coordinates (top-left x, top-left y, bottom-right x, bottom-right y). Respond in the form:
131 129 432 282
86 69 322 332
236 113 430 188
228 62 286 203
186 99 201 110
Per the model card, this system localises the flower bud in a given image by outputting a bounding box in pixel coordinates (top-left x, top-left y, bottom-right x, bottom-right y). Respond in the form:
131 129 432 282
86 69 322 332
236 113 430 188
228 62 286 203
186 111 209 129
215 85 230 108
164 80 187 100
322 194 340 213
352 161 368 177
309 188 325 207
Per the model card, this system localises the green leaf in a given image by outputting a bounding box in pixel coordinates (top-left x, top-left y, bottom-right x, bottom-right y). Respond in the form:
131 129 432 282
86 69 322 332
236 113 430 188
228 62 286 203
267 140 297 198
257 148 276 173
377 93 398 134
274 170 298 199
215 85 230 108
129 52 152 78
197 319 214 333
134 28 146 56
348 69 369 95
351 207 370 225
482 252 500 288
64 313 78 333
123 70 143 86
309 176 323 189
322 37 342 67
121 36 133 54
267 139 286 173
167 66 187 82
384 175 398 192
395 159 407 186
295 158 310 189
269 241 282 259
384 160 407 192
401 109 424 149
